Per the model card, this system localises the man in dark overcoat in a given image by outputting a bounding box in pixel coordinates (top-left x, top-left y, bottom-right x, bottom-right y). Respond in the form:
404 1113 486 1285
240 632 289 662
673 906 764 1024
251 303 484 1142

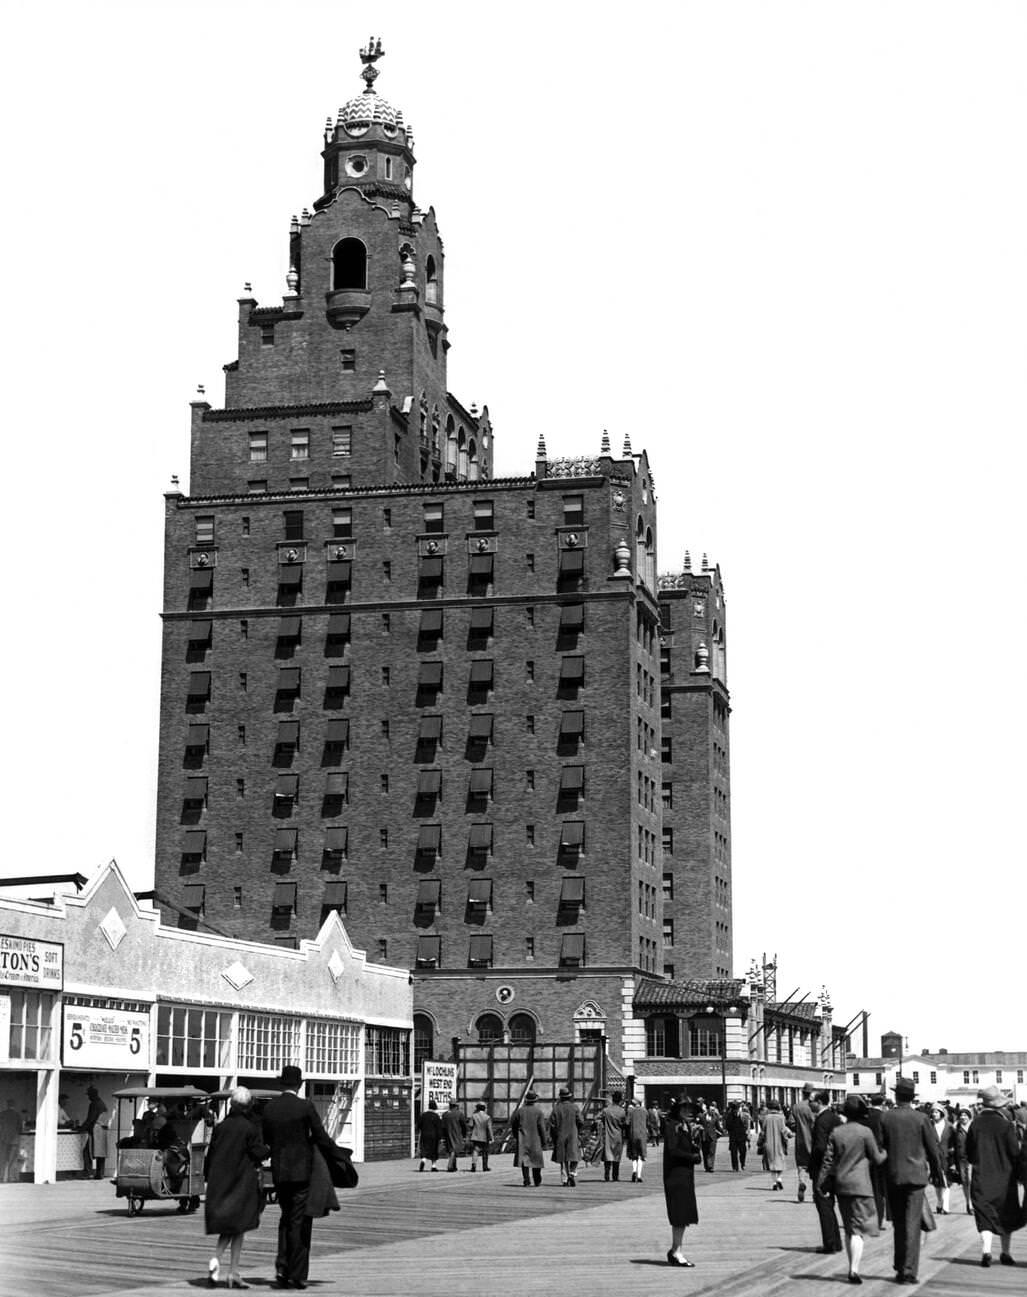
864 1093 888 1226
548 1087 585 1187
881 1076 944 1284
809 1090 843 1254
790 1081 816 1202
441 1100 468 1173
262 1064 339 1290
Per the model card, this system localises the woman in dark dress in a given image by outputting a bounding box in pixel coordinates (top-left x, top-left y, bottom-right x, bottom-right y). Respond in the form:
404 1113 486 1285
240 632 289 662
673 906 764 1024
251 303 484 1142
662 1097 703 1266
966 1087 1023 1267
417 1099 443 1172
204 1087 269 1289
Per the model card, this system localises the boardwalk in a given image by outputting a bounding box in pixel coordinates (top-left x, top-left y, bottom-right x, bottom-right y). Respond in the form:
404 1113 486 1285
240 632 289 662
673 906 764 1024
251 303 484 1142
1 1148 1022 1297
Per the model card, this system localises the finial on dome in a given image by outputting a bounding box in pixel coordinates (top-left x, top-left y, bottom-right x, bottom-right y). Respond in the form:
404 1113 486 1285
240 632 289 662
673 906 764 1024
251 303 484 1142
359 37 385 93
372 369 390 394
683 550 692 572
286 264 299 295
290 214 299 234
622 432 633 456
600 429 611 455
536 433 547 459
701 552 710 573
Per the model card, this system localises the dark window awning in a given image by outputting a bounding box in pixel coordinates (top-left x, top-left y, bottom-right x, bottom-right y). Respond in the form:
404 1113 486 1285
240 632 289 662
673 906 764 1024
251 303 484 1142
186 672 211 697
469 660 494 684
560 821 585 847
418 661 443 687
277 721 300 744
278 564 303 587
326 613 350 636
415 879 441 908
183 883 205 911
326 665 350 689
273 829 298 853
559 766 585 792
468 554 493 575
324 772 348 795
188 618 213 642
324 719 349 742
559 603 585 630
417 824 441 852
324 827 347 851
419 715 442 740
416 935 441 966
560 656 585 682
189 568 213 591
468 934 493 964
468 768 492 794
278 616 302 638
560 876 585 904
272 881 297 910
469 606 493 630
184 777 208 799
558 549 585 574
417 769 442 796
186 724 209 747
560 933 585 963
277 667 301 691
182 830 206 855
467 879 492 905
419 608 443 633
275 775 299 796
322 880 347 904
468 824 493 851
419 556 443 579
327 560 352 582
559 710 585 736
467 714 493 739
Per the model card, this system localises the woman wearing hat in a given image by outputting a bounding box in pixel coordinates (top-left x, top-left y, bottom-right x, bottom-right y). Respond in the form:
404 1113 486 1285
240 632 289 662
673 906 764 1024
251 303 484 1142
204 1087 269 1289
966 1086 1022 1267
757 1099 790 1192
818 1095 887 1285
661 1097 702 1266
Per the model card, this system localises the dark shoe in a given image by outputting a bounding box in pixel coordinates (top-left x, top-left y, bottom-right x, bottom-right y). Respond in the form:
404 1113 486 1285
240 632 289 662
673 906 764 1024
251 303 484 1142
798 1183 806 1202
999 1254 1015 1267
981 1255 992 1267
666 1252 695 1267
567 1174 576 1187
848 1275 862 1285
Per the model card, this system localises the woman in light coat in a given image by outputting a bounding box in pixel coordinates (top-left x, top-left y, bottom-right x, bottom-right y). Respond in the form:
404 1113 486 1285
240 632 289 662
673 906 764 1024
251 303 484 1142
759 1099 790 1191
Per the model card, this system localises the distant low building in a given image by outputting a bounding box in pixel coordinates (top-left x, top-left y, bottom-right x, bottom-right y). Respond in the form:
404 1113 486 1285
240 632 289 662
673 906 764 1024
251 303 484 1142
846 1041 1026 1107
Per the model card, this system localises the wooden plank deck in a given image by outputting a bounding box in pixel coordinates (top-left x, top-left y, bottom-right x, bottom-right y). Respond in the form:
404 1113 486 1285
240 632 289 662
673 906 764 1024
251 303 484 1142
1 1151 1021 1297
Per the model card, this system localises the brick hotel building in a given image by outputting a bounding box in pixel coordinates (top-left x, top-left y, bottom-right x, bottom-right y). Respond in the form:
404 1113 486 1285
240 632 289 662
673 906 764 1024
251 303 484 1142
153 44 732 1068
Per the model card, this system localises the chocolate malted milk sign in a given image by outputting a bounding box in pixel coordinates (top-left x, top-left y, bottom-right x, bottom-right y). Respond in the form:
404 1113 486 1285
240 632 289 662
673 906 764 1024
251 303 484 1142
0 934 64 990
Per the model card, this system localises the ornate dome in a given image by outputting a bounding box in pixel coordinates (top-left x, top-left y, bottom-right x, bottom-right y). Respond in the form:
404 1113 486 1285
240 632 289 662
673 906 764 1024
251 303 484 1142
338 89 403 131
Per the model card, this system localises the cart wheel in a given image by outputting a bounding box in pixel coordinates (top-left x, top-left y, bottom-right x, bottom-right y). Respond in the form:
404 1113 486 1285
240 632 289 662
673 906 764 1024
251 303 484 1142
128 1195 145 1216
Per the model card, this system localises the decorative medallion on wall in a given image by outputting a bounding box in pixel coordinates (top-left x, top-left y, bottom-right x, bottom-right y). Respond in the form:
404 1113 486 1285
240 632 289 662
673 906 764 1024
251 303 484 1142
495 984 515 1005
222 960 254 992
98 907 127 952
188 548 219 569
328 950 345 984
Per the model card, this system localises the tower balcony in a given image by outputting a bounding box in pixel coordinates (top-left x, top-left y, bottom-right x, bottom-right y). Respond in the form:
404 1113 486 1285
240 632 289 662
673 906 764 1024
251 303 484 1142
325 288 372 328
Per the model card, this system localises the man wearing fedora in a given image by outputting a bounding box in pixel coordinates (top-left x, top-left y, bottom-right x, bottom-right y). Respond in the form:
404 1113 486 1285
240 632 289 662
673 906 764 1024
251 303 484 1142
881 1076 944 1284
791 1081 816 1202
549 1087 585 1186
262 1064 339 1290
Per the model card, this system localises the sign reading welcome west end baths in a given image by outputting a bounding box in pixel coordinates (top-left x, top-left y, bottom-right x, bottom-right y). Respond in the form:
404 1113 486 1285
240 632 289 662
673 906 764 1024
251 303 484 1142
62 1004 150 1069
0 934 64 990
422 1060 458 1112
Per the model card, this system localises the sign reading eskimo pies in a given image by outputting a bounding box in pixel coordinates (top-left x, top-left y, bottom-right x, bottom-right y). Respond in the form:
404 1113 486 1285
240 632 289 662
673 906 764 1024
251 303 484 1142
62 1004 150 1069
422 1060 457 1111
0 935 64 990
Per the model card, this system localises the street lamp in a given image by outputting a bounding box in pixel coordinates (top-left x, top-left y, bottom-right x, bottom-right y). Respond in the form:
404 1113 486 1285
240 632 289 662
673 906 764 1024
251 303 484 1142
705 1004 738 1111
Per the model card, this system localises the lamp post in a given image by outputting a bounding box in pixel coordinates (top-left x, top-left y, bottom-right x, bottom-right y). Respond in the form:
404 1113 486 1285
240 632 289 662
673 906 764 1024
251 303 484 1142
705 1004 738 1111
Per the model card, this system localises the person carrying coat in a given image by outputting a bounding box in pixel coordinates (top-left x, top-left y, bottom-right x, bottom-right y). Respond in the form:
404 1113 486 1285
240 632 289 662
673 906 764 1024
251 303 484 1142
416 1100 443 1172
880 1076 944 1286
204 1087 269 1289
599 1091 627 1182
818 1095 887 1285
966 1085 1024 1267
548 1087 585 1187
441 1101 468 1173
261 1064 339 1291
662 1098 702 1267
510 1091 547 1186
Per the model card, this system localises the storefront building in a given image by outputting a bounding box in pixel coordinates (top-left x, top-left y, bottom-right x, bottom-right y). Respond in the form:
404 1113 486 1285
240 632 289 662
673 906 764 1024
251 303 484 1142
0 863 412 1182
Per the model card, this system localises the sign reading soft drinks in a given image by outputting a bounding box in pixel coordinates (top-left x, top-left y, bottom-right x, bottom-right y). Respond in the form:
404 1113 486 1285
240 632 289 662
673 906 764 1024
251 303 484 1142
0 934 64 990
422 1060 457 1110
62 1005 150 1069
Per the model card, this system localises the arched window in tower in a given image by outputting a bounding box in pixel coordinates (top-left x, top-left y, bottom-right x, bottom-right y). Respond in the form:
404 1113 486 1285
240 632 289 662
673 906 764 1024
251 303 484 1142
475 1012 503 1044
332 238 367 291
413 1013 434 1073
645 526 656 590
635 516 646 584
419 393 428 445
467 438 479 481
431 407 441 455
457 427 468 480
508 1013 537 1045
445 415 457 473
425 255 439 306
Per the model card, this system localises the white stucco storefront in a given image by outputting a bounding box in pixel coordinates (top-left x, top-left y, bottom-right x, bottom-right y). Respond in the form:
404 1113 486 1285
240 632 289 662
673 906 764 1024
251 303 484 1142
0 863 412 1182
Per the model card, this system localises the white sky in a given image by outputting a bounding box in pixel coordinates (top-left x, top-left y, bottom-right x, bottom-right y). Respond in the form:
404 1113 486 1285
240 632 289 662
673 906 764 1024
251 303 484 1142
3 1 1024 1057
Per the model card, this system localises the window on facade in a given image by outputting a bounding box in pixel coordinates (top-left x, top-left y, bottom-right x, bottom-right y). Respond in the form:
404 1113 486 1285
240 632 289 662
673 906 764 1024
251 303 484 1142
325 558 351 604
6 990 55 1062
467 605 493 648
366 1026 410 1076
416 715 442 759
415 878 441 916
272 831 298 869
184 723 209 767
237 1012 301 1074
662 918 674 944
558 820 585 863
558 765 585 808
188 566 213 611
290 430 310 460
468 934 493 969
645 1015 680 1059
276 560 303 607
506 1013 534 1044
181 775 207 824
305 1017 361 1076
156 1004 231 1070
662 782 673 810
322 828 348 870
272 774 298 817
662 873 674 901
248 480 268 494
467 767 493 806
272 720 299 767
339 351 356 373
413 1014 434 1074
423 503 444 534
559 933 585 968
321 721 350 768
181 829 207 866
414 934 441 970
929 1070 937 1085
563 494 584 526
194 515 215 546
324 665 351 708
473 500 494 530
417 660 443 700
274 667 301 712
186 619 212 663
331 426 352 457
325 612 350 656
332 238 367 291
468 552 493 594
418 555 444 598
332 507 353 538
468 659 494 698
557 547 585 593
467 823 493 863
321 773 348 819
185 671 211 712
558 875 585 917
415 769 442 806
475 1013 503 1044
558 656 585 694
416 823 442 864
249 432 268 462
688 1024 722 1057
557 709 584 754
418 607 443 649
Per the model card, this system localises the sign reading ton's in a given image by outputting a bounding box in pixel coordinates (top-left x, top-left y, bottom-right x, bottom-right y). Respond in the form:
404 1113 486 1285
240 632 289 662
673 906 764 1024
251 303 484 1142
0 935 64 990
